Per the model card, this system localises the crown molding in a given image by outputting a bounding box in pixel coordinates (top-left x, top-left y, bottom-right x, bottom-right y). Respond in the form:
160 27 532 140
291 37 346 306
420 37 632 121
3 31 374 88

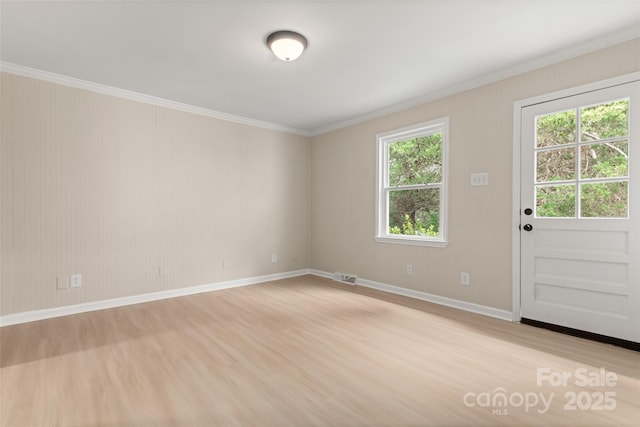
0 62 312 138
309 25 640 136
2 24 638 139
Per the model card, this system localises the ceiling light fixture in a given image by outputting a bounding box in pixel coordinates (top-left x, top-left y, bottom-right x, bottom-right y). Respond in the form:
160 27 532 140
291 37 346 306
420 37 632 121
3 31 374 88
266 30 308 62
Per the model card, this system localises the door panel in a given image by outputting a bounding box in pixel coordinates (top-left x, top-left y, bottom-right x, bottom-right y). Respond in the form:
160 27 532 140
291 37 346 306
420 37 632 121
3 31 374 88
520 81 639 342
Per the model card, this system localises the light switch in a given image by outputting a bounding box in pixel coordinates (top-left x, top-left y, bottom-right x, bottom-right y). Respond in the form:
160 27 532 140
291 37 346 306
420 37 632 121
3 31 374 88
470 173 489 186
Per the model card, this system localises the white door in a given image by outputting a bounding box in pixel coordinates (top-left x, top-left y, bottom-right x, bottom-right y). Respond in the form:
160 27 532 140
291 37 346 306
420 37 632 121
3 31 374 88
520 80 639 343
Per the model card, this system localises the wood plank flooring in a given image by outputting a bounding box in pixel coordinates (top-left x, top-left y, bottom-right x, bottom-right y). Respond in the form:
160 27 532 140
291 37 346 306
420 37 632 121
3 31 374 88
1 275 638 426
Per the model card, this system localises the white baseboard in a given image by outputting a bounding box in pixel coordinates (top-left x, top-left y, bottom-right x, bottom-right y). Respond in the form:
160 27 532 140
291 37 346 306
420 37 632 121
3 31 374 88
310 270 513 321
0 269 311 327
308 269 333 279
1 268 512 326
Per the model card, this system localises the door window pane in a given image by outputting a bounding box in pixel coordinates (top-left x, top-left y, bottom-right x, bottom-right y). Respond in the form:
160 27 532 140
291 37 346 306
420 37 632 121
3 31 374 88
580 100 628 141
534 97 631 219
536 109 576 148
536 185 576 218
580 141 628 179
536 147 576 182
580 182 628 218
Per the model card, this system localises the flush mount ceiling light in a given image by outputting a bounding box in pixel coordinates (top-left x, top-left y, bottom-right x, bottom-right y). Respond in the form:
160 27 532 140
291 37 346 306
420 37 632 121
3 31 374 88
266 30 308 62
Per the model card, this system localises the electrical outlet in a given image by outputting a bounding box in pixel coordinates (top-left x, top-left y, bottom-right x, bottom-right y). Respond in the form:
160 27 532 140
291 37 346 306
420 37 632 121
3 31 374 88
406 264 413 275
460 272 470 286
271 253 278 263
70 274 82 288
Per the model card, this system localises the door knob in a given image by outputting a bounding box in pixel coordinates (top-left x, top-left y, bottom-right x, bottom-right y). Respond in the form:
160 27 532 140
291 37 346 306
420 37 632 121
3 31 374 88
523 224 533 231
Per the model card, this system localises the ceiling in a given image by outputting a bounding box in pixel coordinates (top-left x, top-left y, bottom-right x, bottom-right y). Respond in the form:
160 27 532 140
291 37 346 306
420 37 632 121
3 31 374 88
2 1 639 136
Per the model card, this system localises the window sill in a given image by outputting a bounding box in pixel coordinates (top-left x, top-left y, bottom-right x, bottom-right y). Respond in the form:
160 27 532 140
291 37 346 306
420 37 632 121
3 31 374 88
374 235 448 248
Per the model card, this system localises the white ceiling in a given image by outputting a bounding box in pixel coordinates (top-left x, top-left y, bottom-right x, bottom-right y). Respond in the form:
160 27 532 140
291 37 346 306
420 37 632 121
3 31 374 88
2 1 639 135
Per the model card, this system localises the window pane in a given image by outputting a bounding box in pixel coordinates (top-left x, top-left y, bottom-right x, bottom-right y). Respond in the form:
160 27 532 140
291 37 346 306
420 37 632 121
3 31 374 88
580 141 628 179
580 100 628 141
536 185 576 218
580 182 628 218
388 133 442 186
536 147 576 182
536 110 576 148
389 188 440 237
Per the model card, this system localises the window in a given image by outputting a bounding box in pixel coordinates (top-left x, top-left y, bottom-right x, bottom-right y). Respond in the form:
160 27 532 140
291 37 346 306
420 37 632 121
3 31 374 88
534 99 629 218
376 118 448 247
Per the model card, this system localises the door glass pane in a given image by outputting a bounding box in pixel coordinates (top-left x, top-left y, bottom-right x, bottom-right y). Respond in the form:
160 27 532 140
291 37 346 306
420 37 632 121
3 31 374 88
388 133 442 186
389 188 440 236
580 141 628 179
536 185 576 218
536 109 576 148
580 182 628 218
536 147 576 182
580 99 628 141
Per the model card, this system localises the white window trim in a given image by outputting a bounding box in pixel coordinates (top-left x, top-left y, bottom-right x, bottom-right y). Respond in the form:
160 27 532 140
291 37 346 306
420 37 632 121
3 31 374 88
375 117 449 248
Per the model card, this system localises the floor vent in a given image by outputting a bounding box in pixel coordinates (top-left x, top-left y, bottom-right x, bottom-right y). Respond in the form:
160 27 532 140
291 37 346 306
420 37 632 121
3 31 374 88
333 272 357 284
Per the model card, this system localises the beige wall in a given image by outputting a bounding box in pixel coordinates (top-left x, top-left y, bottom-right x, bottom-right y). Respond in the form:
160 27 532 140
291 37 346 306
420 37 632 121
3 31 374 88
2 38 638 317
310 38 640 311
1 73 311 316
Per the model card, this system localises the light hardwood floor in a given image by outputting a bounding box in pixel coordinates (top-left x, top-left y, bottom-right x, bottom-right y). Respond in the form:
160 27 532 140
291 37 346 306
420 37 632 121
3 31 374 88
1 275 638 426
